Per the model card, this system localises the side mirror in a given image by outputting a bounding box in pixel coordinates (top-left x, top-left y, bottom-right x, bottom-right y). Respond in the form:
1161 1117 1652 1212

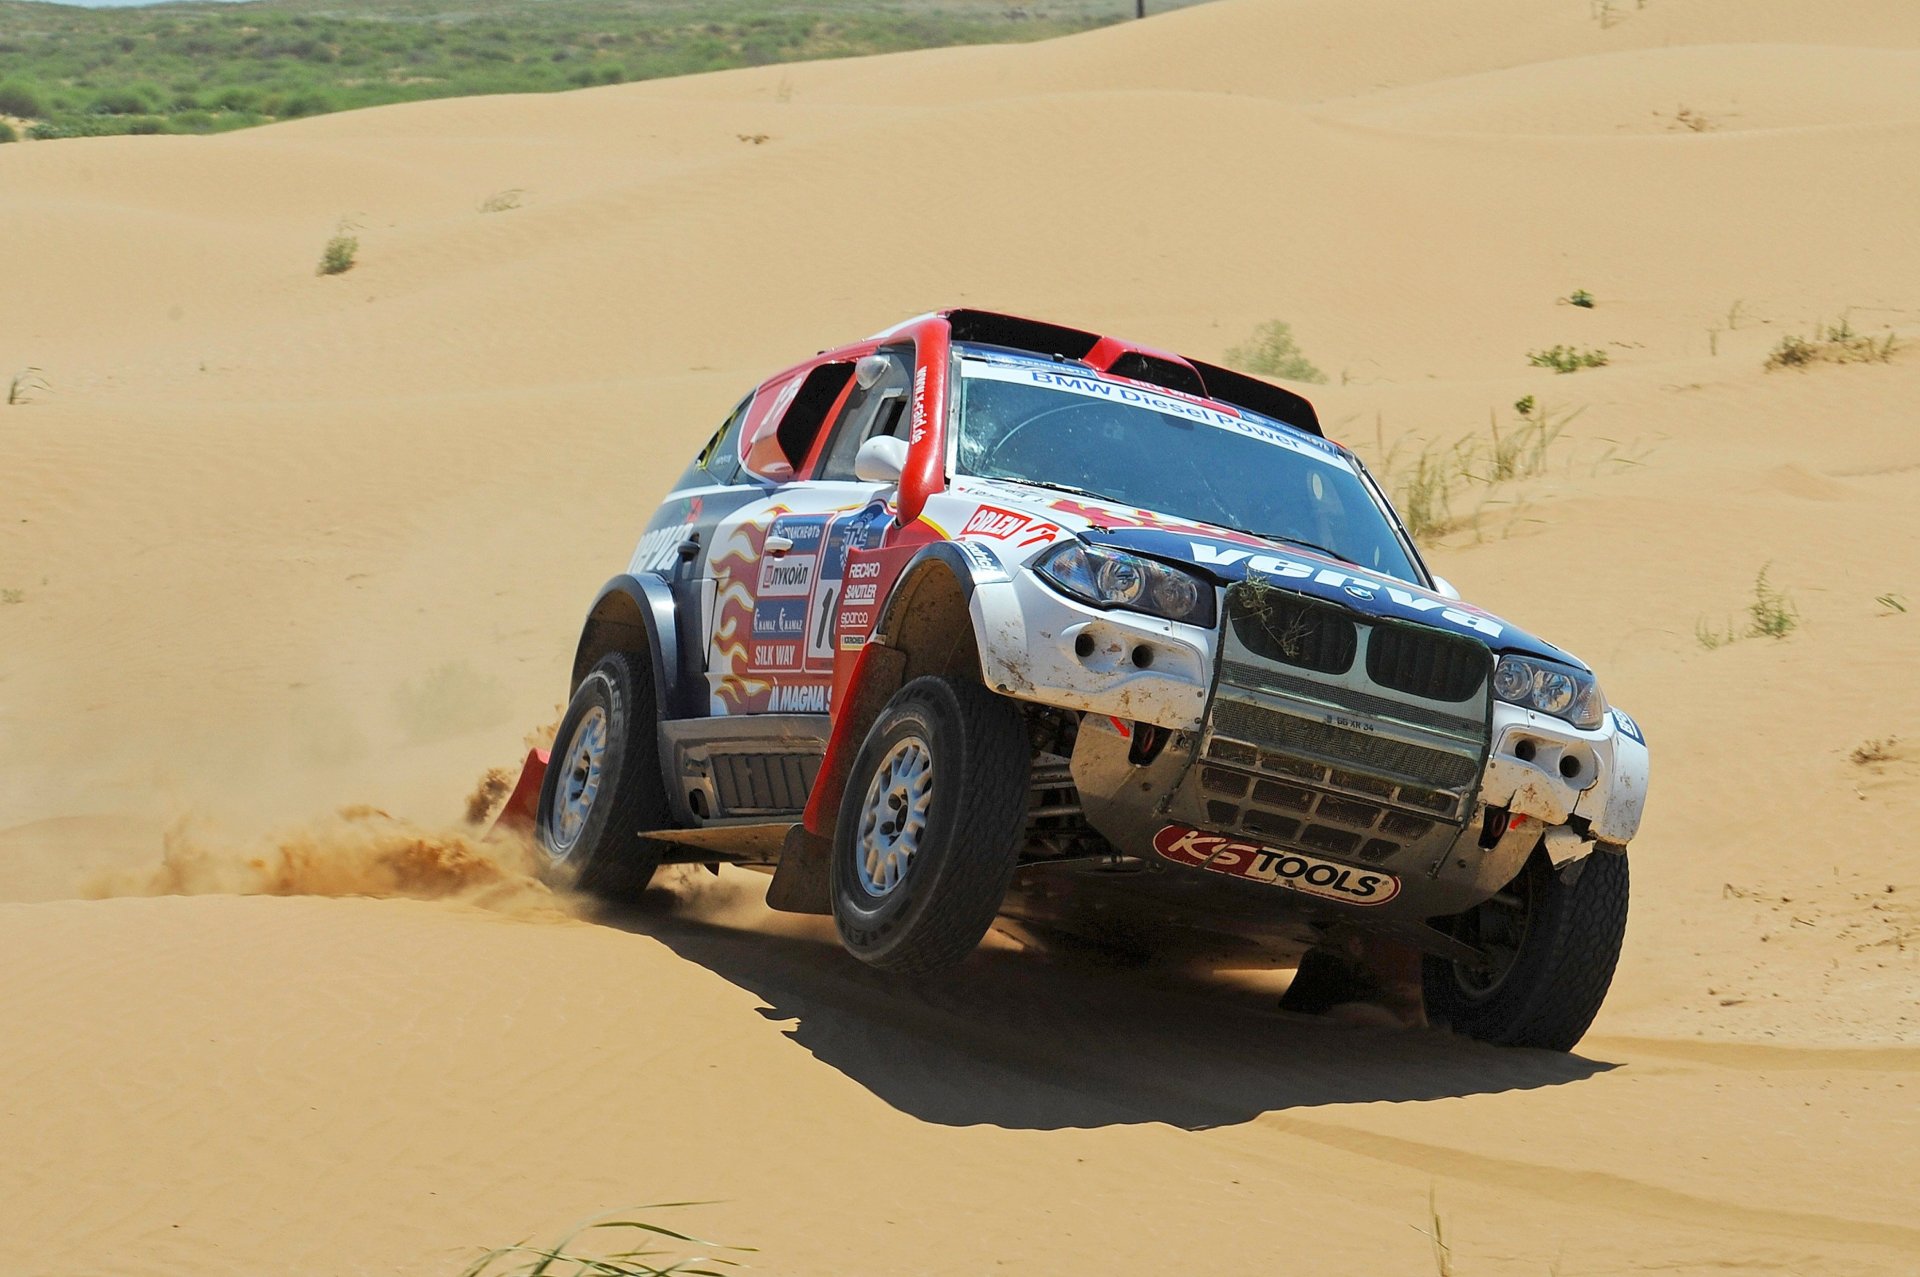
1431 575 1461 601
854 434 908 485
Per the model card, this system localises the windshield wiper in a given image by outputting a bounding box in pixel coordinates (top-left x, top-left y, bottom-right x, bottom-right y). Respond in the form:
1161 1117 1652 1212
984 477 1120 505
1245 532 1361 568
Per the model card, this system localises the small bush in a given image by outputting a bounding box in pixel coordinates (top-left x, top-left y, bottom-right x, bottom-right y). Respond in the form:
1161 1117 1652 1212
317 232 358 276
0 589 23 605
1565 288 1595 309
1747 565 1796 639
1851 737 1900 767
477 188 524 213
1224 319 1327 384
90 87 157 116
1764 316 1898 371
1697 565 1797 648
0 82 46 119
1527 345 1609 374
0 122 16 144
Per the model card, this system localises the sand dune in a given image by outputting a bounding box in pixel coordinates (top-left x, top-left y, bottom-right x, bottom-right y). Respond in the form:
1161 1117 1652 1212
2 0 1918 1271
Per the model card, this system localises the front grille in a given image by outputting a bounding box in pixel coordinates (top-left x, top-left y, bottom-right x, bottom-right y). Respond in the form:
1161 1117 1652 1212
1197 762 1417 865
1220 660 1481 732
1366 624 1488 702
1228 591 1356 674
1197 582 1492 870
1209 698 1480 791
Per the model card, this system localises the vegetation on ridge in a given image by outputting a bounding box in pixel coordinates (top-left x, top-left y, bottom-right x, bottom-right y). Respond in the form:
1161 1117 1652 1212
0 0 1197 141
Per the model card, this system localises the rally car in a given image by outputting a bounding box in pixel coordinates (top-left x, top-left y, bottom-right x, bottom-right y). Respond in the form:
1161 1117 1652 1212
532 309 1648 1051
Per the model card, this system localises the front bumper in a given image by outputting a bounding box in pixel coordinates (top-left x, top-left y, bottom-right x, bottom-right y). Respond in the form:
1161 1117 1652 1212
1030 578 1648 922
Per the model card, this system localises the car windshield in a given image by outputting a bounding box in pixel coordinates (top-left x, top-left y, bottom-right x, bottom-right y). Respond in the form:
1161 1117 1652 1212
952 357 1421 582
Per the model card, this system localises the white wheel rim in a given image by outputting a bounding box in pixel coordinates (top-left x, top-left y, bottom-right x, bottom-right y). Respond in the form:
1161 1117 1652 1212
855 735 934 897
548 705 608 859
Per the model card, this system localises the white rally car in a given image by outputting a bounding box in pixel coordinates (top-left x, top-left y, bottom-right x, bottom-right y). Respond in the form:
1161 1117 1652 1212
526 309 1648 1051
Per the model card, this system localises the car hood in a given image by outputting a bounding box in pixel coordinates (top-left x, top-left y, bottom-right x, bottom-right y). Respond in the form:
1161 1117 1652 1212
947 477 1584 668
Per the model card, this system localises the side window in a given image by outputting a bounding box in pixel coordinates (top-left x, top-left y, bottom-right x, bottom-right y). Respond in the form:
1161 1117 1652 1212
741 363 854 484
674 394 750 490
814 349 914 481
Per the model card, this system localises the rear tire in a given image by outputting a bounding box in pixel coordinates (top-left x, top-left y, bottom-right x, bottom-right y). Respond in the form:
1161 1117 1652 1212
831 676 1030 975
536 651 669 904
1422 848 1628 1051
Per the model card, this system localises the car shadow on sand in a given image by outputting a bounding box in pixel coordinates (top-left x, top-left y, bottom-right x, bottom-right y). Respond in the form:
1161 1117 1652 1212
597 877 1617 1131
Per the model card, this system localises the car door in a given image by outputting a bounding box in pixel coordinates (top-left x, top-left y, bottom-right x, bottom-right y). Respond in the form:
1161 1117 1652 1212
705 348 914 716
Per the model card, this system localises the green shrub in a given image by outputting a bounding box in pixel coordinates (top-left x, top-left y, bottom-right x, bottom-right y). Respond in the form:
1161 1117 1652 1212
1696 565 1798 648
1747 565 1796 639
0 83 46 119
0 122 16 144
89 87 157 116
1223 319 1327 384
317 232 358 276
1526 345 1609 374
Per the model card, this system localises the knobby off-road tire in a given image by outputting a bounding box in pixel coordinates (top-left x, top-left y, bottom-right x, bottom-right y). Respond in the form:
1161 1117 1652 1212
536 651 669 905
831 676 1031 975
1422 848 1629 1052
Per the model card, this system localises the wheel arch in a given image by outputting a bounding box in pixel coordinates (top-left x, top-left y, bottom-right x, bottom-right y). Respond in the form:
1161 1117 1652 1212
571 574 686 716
801 545 993 839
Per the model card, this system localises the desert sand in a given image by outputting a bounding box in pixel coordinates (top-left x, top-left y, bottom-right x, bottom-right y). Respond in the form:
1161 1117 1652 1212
3 0 1919 1272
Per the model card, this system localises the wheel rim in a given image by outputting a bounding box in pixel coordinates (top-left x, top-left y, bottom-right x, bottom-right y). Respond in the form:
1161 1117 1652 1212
547 704 608 859
1448 859 1538 999
855 735 933 897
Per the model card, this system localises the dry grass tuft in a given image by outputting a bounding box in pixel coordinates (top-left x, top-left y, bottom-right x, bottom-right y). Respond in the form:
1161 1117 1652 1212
1765 315 1899 371
461 1210 751 1277
1851 737 1901 767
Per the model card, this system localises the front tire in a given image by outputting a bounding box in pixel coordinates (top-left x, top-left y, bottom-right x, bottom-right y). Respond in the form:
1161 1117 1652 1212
1422 848 1629 1051
831 676 1030 975
536 651 669 904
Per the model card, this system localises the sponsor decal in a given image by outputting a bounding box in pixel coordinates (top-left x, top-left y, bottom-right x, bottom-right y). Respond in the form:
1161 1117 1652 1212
746 515 831 670
961 504 1062 548
1151 825 1401 906
753 643 799 668
752 598 808 640
908 365 930 444
1611 708 1645 744
953 538 1011 583
631 517 697 575
810 504 891 666
757 555 815 597
1188 540 1506 639
772 681 831 713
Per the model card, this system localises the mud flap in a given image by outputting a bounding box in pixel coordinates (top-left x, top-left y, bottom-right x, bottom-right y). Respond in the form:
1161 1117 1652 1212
764 825 833 915
491 748 550 837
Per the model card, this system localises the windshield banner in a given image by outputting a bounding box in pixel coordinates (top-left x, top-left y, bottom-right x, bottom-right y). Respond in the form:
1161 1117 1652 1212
958 359 1345 468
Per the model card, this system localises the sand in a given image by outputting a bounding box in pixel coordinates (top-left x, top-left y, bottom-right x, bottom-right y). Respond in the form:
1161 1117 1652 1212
2 0 1918 1271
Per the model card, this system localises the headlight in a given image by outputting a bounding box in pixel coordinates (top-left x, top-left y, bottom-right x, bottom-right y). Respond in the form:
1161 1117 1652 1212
1033 541 1216 627
1492 654 1606 729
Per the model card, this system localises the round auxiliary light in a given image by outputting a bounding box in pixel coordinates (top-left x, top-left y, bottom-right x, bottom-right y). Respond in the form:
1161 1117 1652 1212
1094 555 1145 605
1532 668 1577 716
1492 657 1534 703
1151 570 1200 617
